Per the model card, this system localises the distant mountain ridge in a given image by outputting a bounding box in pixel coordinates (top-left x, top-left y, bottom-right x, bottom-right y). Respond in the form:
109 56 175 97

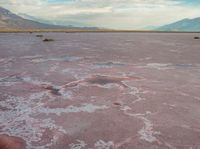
18 13 94 28
3 5 199 32
0 7 67 29
0 7 98 29
157 17 200 32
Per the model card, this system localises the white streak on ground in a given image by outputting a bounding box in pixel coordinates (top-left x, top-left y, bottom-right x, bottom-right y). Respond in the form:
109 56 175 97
120 85 176 149
22 77 53 86
0 81 18 86
20 55 43 59
30 56 82 63
126 86 147 104
69 140 87 149
120 85 160 144
0 91 108 149
38 103 108 116
121 106 160 143
138 117 161 143
94 140 114 149
136 63 171 70
69 140 114 149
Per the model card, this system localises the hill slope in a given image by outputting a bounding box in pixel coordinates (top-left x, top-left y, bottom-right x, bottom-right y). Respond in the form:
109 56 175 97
0 7 67 29
157 17 200 32
18 13 93 28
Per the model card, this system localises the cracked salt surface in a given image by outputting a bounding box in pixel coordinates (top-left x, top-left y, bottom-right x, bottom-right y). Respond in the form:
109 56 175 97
121 107 160 143
120 84 161 144
1 33 200 149
0 73 146 148
125 86 147 104
0 92 108 149
0 72 176 148
138 117 160 143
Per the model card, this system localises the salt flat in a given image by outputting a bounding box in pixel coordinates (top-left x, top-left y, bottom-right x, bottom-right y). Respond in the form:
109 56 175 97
0 32 200 149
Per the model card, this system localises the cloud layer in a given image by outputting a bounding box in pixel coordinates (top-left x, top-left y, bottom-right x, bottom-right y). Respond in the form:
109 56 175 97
1 0 200 29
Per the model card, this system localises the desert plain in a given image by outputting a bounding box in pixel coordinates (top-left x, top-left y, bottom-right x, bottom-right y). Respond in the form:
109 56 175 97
0 32 200 149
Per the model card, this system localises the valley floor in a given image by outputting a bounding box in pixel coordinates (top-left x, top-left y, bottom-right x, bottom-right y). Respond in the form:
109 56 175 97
0 32 200 149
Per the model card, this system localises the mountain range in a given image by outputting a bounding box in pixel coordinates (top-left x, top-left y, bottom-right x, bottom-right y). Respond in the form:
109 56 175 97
18 13 93 28
0 6 200 31
0 7 97 29
157 17 200 32
0 7 66 29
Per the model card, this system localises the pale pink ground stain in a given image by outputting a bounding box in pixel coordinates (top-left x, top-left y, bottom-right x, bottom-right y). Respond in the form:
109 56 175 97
0 135 26 149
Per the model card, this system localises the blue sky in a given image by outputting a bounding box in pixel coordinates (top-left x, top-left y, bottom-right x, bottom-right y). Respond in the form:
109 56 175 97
178 0 200 6
1 0 200 29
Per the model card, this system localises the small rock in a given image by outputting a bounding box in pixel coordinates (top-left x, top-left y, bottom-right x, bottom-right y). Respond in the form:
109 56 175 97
194 36 200 39
113 102 122 106
43 38 54 42
36 35 43 37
